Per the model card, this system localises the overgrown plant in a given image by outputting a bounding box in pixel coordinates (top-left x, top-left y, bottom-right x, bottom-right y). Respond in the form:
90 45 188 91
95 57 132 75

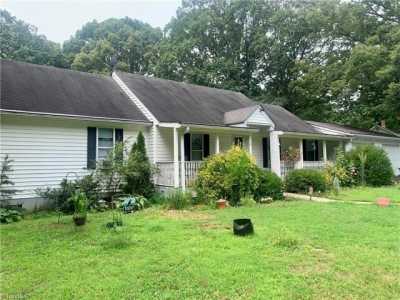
69 189 88 225
358 152 367 186
0 155 22 224
0 154 17 207
346 145 394 186
95 142 125 202
37 174 100 213
165 189 192 210
123 132 155 198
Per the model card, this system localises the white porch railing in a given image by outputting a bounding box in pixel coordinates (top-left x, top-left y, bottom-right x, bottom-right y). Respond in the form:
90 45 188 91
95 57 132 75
183 161 203 186
155 161 175 187
280 160 331 177
303 161 328 169
155 161 204 187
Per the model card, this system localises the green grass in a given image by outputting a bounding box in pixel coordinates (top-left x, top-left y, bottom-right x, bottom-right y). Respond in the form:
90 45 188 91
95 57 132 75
1 201 400 299
326 185 400 203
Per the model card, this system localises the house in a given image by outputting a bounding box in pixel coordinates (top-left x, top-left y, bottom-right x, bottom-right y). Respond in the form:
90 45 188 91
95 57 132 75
1 59 399 209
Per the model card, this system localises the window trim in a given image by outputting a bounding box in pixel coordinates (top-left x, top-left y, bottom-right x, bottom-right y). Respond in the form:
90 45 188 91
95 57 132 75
96 128 115 161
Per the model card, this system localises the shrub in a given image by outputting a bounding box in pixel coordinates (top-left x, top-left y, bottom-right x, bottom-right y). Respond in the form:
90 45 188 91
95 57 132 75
254 169 284 201
346 145 394 186
240 195 257 207
324 148 357 188
196 147 259 206
0 154 17 207
69 190 88 215
37 174 100 213
0 208 23 224
165 189 192 210
285 169 327 193
123 132 155 198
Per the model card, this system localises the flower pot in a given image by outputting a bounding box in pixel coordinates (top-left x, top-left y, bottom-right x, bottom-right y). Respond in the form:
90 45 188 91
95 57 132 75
233 218 254 236
73 215 87 226
216 199 227 209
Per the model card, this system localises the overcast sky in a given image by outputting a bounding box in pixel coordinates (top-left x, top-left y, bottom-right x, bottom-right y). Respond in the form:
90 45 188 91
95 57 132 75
0 0 181 44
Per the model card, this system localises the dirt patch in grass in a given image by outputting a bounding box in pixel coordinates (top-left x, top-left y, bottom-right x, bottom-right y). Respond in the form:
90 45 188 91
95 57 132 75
291 247 334 276
159 209 213 221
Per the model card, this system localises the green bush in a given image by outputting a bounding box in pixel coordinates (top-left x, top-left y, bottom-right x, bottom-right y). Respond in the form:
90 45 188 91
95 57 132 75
37 174 100 213
165 189 192 210
285 169 327 193
254 169 284 201
324 148 357 188
0 208 23 224
123 132 155 198
195 146 259 206
346 145 394 186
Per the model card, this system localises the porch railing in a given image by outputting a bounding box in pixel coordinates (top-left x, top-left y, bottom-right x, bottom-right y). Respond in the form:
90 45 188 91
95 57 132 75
155 161 203 187
280 160 331 177
155 161 175 187
184 161 203 186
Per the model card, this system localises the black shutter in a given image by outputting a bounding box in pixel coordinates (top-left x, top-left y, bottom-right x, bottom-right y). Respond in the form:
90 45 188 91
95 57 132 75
303 140 307 161
115 128 123 143
184 133 191 161
262 137 270 168
203 134 210 158
314 140 319 161
115 129 124 161
87 127 97 169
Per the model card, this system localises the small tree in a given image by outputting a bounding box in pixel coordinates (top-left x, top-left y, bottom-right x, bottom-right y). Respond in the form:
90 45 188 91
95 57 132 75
0 155 17 207
123 132 155 198
95 142 125 202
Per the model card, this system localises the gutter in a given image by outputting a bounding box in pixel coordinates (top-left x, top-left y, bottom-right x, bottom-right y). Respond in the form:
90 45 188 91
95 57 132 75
0 109 152 125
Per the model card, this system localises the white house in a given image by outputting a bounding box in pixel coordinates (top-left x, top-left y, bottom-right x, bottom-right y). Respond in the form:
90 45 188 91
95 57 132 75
1 59 399 209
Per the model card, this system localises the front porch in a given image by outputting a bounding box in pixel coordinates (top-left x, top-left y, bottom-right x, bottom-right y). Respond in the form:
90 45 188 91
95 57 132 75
153 125 346 188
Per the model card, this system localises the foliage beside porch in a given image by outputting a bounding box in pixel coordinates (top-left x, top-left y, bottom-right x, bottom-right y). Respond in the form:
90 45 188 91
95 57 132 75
195 147 283 205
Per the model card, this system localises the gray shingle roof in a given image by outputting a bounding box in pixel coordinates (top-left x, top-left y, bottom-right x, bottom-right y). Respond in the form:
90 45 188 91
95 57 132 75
224 105 258 125
308 121 398 138
262 104 317 134
116 71 254 126
0 60 149 122
117 72 318 133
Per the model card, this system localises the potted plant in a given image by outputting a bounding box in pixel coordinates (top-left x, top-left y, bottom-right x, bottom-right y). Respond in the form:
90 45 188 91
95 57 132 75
69 189 88 226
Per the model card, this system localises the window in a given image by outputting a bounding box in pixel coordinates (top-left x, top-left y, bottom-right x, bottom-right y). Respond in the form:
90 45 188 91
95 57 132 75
191 134 203 161
97 128 114 160
303 140 321 161
234 136 243 148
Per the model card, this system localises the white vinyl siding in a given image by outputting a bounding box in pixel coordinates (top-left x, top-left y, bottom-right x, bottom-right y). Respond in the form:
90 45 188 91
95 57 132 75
0 115 147 199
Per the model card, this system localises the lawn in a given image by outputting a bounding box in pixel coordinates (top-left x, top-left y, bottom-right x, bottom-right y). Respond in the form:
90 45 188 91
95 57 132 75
1 201 399 299
326 185 400 203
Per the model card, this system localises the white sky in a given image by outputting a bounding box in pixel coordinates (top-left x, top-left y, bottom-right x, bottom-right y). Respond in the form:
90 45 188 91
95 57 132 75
0 0 181 44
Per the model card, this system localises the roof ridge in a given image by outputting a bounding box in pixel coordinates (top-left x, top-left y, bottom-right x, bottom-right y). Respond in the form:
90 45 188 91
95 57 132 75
1 59 112 80
116 70 247 96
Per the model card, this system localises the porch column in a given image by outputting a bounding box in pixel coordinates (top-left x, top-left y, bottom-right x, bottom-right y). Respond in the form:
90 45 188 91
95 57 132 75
215 134 220 154
173 127 179 188
270 131 281 177
345 141 353 152
323 140 327 163
298 139 304 169
180 132 186 190
248 135 253 155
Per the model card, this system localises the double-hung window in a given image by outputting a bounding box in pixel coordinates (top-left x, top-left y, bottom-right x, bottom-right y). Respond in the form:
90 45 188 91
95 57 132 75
97 128 114 160
191 134 204 161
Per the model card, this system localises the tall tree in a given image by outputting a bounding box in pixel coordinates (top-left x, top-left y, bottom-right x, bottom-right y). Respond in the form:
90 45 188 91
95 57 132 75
63 17 163 74
0 10 67 67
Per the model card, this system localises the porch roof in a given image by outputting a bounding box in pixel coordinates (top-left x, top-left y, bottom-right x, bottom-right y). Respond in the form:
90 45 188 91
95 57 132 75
308 121 400 139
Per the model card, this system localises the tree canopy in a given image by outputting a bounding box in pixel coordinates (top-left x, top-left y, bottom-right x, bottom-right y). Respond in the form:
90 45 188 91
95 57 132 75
1 0 399 130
